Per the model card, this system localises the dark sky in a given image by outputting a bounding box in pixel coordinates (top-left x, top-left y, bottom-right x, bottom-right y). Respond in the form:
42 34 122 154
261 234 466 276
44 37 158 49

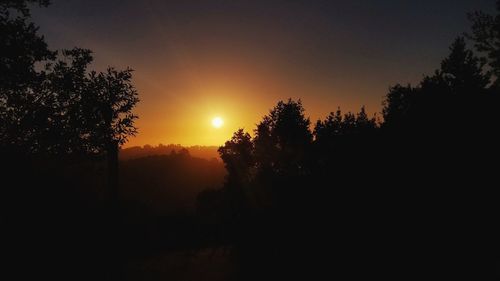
32 0 496 146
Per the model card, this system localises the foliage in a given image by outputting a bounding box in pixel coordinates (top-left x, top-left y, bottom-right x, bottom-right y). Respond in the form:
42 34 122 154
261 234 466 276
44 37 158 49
0 1 139 155
218 129 254 183
382 37 491 131
315 106 377 141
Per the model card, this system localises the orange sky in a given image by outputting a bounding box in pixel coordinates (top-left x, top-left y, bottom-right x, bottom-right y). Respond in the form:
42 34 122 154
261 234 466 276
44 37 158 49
124 61 382 147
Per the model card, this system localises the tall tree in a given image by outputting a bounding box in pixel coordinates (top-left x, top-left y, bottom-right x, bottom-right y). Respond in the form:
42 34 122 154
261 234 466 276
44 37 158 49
254 99 312 176
468 0 500 88
218 129 254 185
217 129 254 221
382 37 490 131
1 1 140 200
438 37 490 94
87 67 139 200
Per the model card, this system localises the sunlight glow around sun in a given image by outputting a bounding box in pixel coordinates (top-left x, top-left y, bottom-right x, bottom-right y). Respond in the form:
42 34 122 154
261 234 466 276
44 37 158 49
212 117 224 128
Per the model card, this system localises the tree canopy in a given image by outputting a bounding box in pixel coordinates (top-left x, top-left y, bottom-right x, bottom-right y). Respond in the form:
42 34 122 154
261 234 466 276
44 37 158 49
0 1 139 156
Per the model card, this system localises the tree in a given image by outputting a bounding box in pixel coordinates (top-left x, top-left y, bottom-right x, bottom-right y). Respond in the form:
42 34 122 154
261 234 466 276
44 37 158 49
439 37 490 94
217 100 314 212
1 1 139 154
253 119 275 173
218 129 254 185
342 112 356 135
314 107 343 142
38 48 94 154
0 0 53 90
382 37 490 131
382 84 420 131
0 0 50 15
355 106 377 133
0 1 139 201
1 46 139 155
315 106 377 144
254 99 312 176
468 0 500 88
217 129 254 223
86 67 139 200
0 0 55 151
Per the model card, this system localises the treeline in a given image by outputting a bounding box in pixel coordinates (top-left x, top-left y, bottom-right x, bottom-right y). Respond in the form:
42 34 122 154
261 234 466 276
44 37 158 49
120 144 220 161
204 33 498 216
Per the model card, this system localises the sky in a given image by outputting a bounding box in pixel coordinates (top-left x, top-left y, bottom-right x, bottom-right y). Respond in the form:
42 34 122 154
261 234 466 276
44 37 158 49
31 0 496 147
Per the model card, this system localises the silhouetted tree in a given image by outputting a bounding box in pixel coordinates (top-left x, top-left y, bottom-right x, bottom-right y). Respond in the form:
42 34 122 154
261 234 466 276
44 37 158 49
438 37 490 94
315 106 377 141
36 48 94 154
0 0 55 151
253 120 275 173
0 0 50 14
382 84 416 129
313 106 378 182
213 99 314 220
1 1 139 157
314 107 342 139
382 37 490 132
254 99 312 177
468 0 500 88
342 112 356 134
218 129 254 185
216 129 254 229
85 66 139 200
1 1 139 202
0 0 53 88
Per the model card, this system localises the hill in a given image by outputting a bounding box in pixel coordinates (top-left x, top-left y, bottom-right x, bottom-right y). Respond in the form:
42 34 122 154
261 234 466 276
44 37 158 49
120 144 220 161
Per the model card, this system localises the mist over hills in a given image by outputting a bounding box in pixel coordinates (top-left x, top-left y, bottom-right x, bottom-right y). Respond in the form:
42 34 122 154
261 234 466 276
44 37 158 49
120 144 220 161
120 151 226 215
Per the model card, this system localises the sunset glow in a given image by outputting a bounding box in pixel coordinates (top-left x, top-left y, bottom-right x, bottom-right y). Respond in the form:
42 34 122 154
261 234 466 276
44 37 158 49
30 0 497 148
212 117 224 128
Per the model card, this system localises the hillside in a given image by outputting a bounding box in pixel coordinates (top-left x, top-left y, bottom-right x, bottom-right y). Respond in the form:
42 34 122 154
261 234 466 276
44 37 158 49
120 150 226 215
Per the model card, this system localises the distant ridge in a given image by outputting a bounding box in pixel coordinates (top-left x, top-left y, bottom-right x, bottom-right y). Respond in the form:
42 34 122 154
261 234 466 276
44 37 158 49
120 144 220 161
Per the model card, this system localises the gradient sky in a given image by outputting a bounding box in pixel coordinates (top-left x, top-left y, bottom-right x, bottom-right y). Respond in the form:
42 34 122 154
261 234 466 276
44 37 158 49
31 0 496 147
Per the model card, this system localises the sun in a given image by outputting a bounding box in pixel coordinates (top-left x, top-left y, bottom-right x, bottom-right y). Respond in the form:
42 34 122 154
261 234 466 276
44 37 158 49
212 117 224 128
